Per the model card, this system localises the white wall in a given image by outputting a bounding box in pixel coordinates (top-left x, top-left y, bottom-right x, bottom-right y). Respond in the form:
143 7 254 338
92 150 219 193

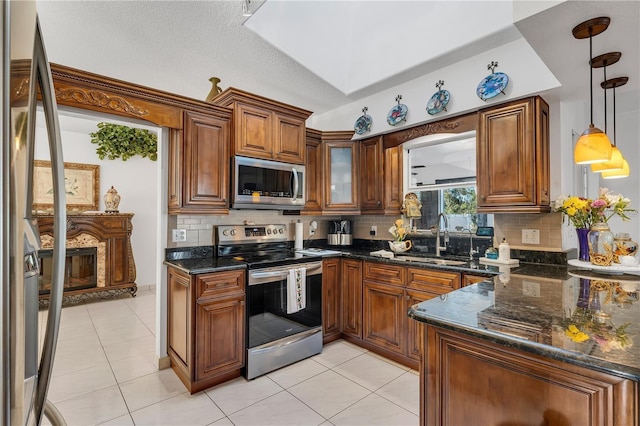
308 38 560 137
35 107 161 288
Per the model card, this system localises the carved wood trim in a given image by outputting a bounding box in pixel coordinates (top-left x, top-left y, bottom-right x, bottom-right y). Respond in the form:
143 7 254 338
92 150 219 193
49 63 232 129
382 111 477 149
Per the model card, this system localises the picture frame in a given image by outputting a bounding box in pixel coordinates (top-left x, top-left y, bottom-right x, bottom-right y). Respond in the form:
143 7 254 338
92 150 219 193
33 161 100 212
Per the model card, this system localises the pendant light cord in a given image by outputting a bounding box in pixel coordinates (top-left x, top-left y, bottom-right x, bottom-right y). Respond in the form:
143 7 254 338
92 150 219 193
603 64 607 133
589 27 594 125
613 86 617 146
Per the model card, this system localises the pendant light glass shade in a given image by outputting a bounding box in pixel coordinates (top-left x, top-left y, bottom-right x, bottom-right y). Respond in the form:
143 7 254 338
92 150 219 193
574 125 612 164
590 145 624 172
602 158 629 179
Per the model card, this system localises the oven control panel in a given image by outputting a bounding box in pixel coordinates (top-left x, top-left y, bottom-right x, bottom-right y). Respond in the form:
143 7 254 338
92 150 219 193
216 224 288 244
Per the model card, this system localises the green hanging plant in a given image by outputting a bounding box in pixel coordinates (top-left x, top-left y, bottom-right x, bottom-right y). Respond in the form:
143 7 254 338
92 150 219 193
90 122 158 161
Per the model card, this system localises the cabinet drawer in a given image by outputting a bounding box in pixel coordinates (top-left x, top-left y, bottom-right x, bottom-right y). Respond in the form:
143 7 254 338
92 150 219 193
196 269 245 300
407 268 460 294
364 261 405 287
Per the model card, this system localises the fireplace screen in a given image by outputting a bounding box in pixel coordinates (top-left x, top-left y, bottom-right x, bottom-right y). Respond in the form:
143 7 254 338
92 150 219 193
38 247 97 295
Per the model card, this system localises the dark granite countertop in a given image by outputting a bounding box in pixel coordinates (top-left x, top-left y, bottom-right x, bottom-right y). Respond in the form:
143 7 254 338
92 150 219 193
408 272 640 381
163 257 247 275
164 246 246 274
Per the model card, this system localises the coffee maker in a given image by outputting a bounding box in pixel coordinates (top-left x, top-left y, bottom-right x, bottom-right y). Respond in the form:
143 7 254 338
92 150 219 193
327 220 353 246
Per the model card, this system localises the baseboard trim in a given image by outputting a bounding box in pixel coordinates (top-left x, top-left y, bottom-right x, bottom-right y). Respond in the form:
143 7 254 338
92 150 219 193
156 355 171 370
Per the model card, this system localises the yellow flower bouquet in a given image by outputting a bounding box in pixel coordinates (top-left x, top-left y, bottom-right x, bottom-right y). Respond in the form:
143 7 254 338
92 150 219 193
388 218 410 242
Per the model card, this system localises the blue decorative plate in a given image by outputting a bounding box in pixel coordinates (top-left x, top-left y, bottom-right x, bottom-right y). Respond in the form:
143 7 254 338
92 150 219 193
426 90 450 115
354 113 372 135
387 103 408 126
476 72 509 101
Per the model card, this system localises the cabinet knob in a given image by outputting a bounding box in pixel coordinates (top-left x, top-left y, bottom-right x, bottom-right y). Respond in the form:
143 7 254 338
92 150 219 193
240 300 245 306
377 201 381 205
223 198 227 203
406 295 410 300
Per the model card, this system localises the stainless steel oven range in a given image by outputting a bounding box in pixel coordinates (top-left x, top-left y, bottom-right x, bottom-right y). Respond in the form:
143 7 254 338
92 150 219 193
216 224 323 380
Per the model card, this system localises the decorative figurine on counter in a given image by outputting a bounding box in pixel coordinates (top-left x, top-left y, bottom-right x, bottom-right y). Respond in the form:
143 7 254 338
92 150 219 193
402 192 422 218
104 186 121 213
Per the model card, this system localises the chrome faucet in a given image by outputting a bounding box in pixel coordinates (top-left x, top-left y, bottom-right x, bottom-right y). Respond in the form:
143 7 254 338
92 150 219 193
435 213 449 257
462 228 478 260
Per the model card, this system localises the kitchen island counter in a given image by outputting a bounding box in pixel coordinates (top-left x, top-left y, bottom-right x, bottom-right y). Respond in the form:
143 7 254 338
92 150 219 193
408 271 639 425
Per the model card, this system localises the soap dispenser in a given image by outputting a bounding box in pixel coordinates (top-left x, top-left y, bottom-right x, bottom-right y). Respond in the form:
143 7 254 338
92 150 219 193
498 238 510 262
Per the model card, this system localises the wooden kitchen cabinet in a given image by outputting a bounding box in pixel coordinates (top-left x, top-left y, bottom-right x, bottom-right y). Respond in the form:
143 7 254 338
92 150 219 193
462 273 491 287
322 258 342 344
167 267 245 393
213 87 312 164
168 110 231 214
383 144 404 215
423 325 637 426
476 96 550 213
341 258 363 340
360 137 403 215
323 133 359 214
360 136 384 213
303 128 323 214
363 262 406 356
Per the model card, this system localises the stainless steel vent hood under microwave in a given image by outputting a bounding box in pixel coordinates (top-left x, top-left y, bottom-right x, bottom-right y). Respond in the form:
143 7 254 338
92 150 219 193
232 156 306 210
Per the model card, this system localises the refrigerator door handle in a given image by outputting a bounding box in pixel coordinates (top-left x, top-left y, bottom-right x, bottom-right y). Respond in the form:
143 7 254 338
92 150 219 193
28 18 67 426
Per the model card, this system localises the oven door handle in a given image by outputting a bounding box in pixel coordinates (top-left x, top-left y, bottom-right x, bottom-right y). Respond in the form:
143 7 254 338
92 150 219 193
249 264 322 281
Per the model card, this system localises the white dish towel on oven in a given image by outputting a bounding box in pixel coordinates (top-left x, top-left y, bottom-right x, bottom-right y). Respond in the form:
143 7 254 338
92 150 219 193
287 267 306 314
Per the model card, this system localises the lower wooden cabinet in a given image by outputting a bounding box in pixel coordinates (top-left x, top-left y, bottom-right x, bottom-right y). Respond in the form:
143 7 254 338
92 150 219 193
422 325 638 426
322 258 341 343
405 289 437 362
363 280 405 356
462 273 491 287
167 266 245 393
341 259 363 339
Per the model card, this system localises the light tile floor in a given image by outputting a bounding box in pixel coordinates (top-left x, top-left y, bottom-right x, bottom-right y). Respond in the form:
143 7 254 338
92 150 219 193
40 289 419 425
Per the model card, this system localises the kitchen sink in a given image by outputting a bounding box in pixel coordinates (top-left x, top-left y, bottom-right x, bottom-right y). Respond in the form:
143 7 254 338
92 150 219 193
394 256 468 266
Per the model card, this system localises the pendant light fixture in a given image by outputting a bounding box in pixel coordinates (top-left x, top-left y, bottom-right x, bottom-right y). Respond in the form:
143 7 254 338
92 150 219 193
602 77 630 179
590 52 624 173
572 17 613 164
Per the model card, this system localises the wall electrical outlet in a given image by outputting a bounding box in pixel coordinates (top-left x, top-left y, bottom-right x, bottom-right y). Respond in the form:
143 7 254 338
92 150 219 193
370 225 377 236
522 229 540 245
172 229 187 242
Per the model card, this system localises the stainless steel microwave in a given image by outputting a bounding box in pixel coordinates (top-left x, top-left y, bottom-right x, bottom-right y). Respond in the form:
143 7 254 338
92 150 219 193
232 156 305 210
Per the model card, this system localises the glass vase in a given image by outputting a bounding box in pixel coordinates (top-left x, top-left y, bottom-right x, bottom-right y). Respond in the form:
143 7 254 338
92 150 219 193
575 228 590 262
587 222 614 266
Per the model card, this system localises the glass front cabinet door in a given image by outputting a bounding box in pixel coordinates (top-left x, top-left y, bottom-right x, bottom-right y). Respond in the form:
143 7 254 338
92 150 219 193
323 139 359 213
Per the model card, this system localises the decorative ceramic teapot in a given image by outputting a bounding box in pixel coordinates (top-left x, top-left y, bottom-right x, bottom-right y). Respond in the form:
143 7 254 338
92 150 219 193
389 240 412 253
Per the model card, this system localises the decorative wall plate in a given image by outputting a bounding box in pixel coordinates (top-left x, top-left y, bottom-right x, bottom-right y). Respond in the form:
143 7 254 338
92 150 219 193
477 61 509 101
387 95 408 126
354 106 372 135
427 81 450 115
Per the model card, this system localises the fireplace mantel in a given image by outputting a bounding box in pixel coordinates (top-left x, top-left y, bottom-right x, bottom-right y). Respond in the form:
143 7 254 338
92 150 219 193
36 213 137 303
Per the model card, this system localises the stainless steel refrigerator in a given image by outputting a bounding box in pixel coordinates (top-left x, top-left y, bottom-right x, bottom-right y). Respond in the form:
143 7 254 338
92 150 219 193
2 1 67 424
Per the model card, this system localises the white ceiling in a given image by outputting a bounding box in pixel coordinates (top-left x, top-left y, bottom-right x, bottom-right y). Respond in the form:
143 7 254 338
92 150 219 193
34 0 639 119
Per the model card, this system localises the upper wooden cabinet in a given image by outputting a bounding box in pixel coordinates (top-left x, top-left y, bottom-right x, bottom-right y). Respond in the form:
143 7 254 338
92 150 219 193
360 137 384 213
323 132 359 214
476 96 550 213
213 88 312 164
168 110 231 214
360 136 404 215
303 128 323 215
